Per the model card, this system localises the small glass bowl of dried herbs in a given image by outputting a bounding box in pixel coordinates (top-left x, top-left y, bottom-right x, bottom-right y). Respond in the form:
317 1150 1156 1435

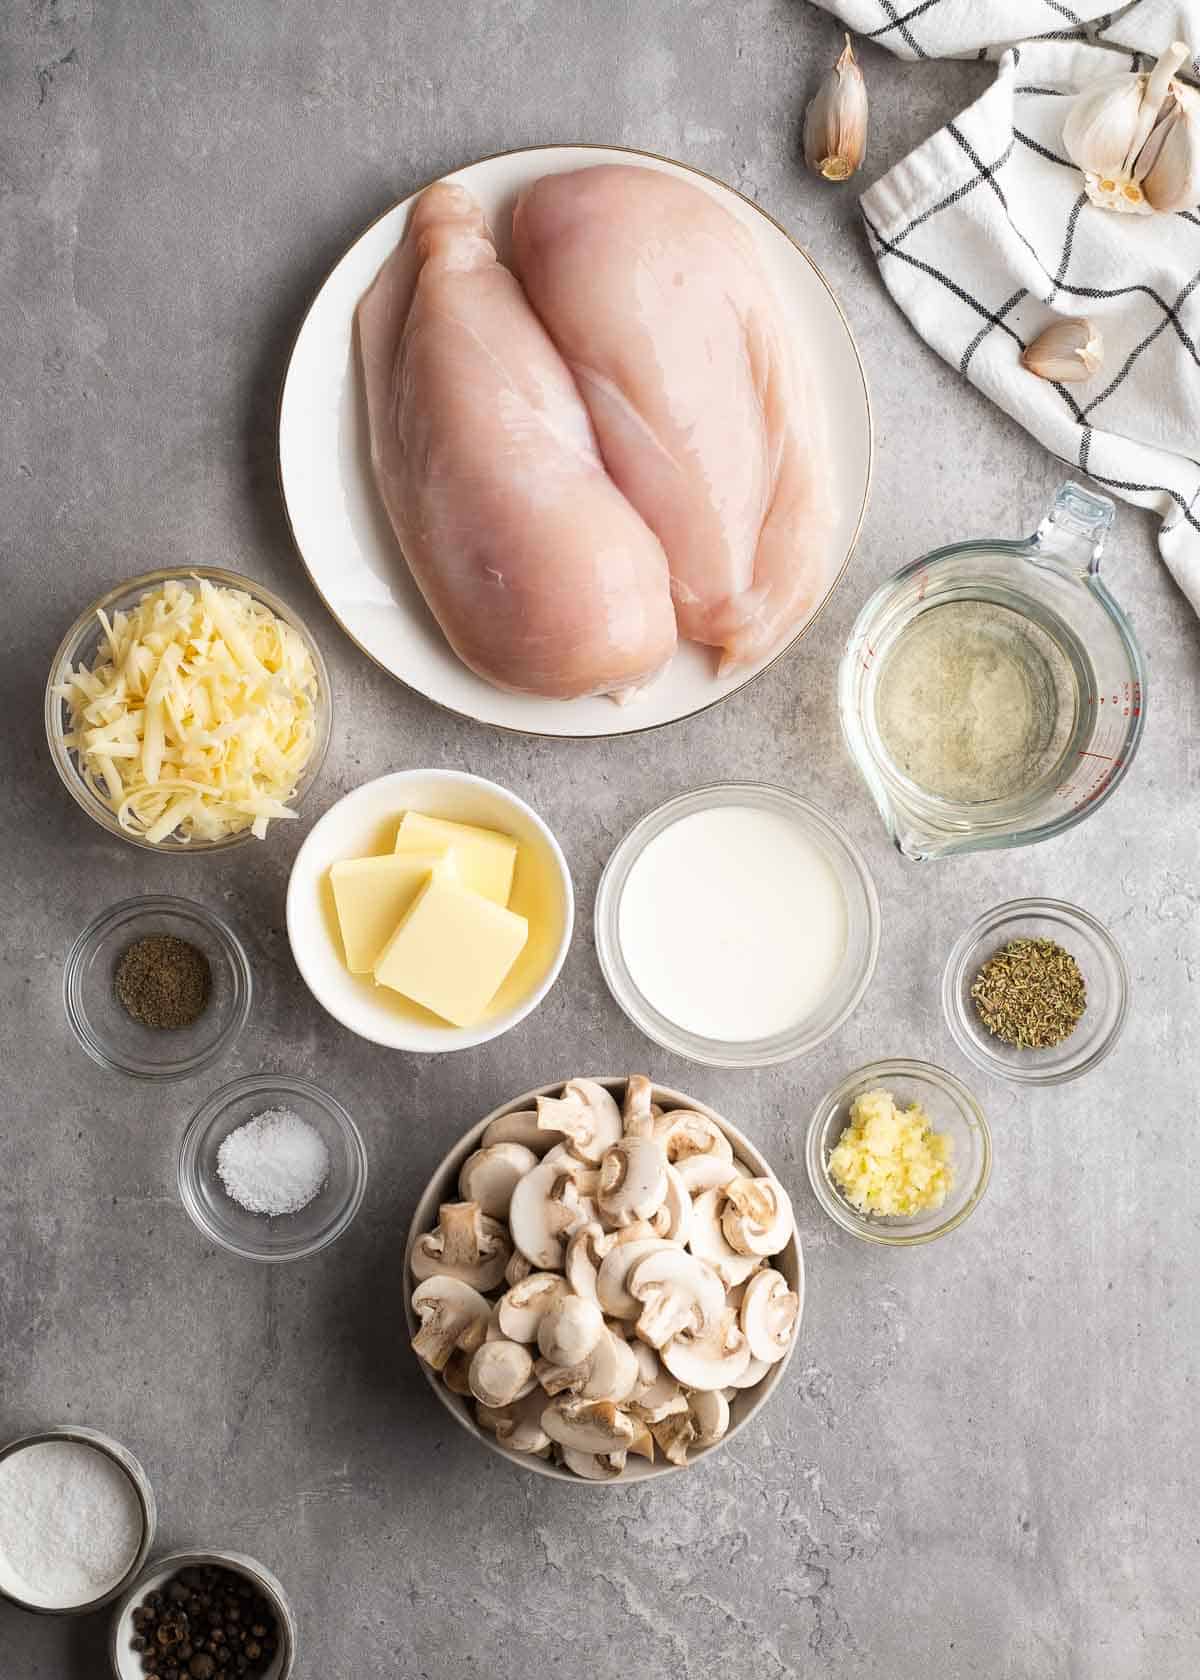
942 898 1129 1086
64 896 252 1081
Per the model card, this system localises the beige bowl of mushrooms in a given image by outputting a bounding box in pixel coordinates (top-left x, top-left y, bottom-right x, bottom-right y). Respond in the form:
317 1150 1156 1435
402 1076 804 1483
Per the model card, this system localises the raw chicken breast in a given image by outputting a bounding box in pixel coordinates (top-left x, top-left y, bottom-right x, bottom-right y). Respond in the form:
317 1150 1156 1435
512 165 836 671
356 181 676 700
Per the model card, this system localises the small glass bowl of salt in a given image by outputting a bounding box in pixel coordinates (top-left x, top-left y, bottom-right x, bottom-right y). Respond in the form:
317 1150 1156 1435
178 1074 367 1261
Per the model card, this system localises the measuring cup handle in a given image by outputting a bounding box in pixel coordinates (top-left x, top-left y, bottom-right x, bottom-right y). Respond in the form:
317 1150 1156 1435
1031 481 1115 575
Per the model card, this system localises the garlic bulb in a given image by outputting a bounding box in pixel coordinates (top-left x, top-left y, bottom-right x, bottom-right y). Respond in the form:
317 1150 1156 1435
1021 318 1104 383
1063 40 1200 215
804 34 868 182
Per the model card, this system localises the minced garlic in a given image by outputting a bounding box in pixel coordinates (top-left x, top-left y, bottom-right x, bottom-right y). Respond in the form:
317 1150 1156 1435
828 1088 954 1217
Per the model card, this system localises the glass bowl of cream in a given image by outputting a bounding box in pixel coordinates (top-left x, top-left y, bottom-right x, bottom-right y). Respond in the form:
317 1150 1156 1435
595 784 881 1067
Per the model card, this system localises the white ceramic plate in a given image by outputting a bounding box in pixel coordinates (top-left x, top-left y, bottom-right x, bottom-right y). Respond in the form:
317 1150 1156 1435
285 769 574 1052
279 143 873 739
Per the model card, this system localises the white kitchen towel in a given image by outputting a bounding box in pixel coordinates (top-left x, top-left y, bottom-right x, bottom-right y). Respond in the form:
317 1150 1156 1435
810 1 1200 64
808 8 1200 610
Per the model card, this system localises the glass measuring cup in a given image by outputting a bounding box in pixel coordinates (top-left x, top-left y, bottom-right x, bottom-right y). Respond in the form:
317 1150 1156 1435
839 482 1146 861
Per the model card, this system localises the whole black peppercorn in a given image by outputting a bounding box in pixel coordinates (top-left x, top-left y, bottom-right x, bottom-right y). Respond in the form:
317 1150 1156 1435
168 1581 191 1605
188 1655 216 1679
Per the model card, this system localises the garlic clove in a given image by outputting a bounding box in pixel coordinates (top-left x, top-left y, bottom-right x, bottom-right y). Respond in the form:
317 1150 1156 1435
1063 71 1148 179
803 33 867 183
1021 317 1104 384
1062 41 1194 213
1140 87 1200 213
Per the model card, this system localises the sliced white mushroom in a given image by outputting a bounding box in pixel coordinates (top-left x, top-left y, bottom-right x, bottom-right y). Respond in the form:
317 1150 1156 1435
468 1339 536 1408
597 1136 669 1228
442 1348 473 1396
496 1272 571 1343
536 1328 639 1403
661 1309 752 1391
688 1389 731 1448
596 1236 675 1321
410 1201 512 1291
650 1165 692 1245
739 1268 800 1364
476 1387 551 1454
675 1155 739 1198
537 1295 605 1366
627 1342 684 1418
622 1074 656 1136
482 1108 563 1156
458 1142 538 1219
687 1187 764 1287
508 1151 598 1269
653 1109 734 1164
504 1249 533 1288
564 1221 615 1301
541 1398 637 1456
650 1410 697 1465
561 1446 625 1480
627 1247 726 1349
536 1079 622 1163
725 1354 773 1390
410 1276 492 1371
721 1177 795 1257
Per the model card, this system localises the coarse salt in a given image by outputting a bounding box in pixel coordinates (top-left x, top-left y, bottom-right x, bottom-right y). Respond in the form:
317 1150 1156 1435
0 1439 143 1609
217 1107 331 1215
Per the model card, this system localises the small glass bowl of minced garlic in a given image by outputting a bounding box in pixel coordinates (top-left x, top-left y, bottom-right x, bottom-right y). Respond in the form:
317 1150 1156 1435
942 898 1130 1087
806 1060 992 1245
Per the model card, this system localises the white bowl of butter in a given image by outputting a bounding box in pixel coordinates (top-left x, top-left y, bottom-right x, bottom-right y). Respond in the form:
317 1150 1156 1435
286 769 573 1051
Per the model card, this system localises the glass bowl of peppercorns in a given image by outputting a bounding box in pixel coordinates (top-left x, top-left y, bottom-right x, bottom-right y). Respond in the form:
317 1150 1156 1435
63 896 253 1080
108 1550 295 1680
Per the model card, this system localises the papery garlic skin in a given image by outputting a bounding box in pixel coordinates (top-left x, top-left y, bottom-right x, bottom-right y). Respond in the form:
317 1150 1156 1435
1141 86 1200 212
1063 41 1198 215
804 34 868 183
1063 72 1150 178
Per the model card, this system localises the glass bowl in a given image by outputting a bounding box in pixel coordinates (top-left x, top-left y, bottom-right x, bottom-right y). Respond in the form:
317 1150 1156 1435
45 566 332 853
0 1426 156 1616
109 1549 297 1679
594 783 881 1067
942 897 1129 1085
63 896 252 1081
178 1074 367 1262
806 1059 992 1245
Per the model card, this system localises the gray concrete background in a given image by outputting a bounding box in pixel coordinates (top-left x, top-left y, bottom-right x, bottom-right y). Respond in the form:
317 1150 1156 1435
2 2 1197 1676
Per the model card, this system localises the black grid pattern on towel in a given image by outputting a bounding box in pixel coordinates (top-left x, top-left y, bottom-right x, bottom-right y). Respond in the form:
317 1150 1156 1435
859 0 1113 56
862 63 1200 539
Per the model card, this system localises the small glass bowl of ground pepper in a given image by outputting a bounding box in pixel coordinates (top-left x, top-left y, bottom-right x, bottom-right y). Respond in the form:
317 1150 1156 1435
64 897 252 1080
942 898 1129 1086
108 1550 296 1680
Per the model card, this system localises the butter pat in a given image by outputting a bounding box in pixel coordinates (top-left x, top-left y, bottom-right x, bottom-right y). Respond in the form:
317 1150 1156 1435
395 812 518 907
329 851 443 973
373 871 528 1027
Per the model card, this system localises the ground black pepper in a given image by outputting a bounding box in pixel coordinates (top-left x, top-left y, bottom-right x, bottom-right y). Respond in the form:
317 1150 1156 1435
130 1565 278 1679
114 935 211 1030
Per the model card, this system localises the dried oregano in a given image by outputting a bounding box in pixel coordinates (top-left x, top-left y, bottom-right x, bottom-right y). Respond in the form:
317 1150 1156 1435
970 937 1086 1050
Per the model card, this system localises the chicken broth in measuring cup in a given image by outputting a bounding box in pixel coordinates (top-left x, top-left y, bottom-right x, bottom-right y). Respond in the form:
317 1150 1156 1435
872 597 1082 806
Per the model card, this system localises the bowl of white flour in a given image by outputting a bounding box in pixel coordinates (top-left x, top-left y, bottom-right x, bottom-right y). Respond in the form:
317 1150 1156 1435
0 1426 155 1614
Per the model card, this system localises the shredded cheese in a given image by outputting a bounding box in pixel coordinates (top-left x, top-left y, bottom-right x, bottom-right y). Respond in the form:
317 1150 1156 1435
56 577 321 844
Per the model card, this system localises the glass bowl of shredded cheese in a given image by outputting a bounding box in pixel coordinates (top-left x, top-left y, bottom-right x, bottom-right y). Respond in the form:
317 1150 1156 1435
45 568 331 851
806 1059 992 1245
